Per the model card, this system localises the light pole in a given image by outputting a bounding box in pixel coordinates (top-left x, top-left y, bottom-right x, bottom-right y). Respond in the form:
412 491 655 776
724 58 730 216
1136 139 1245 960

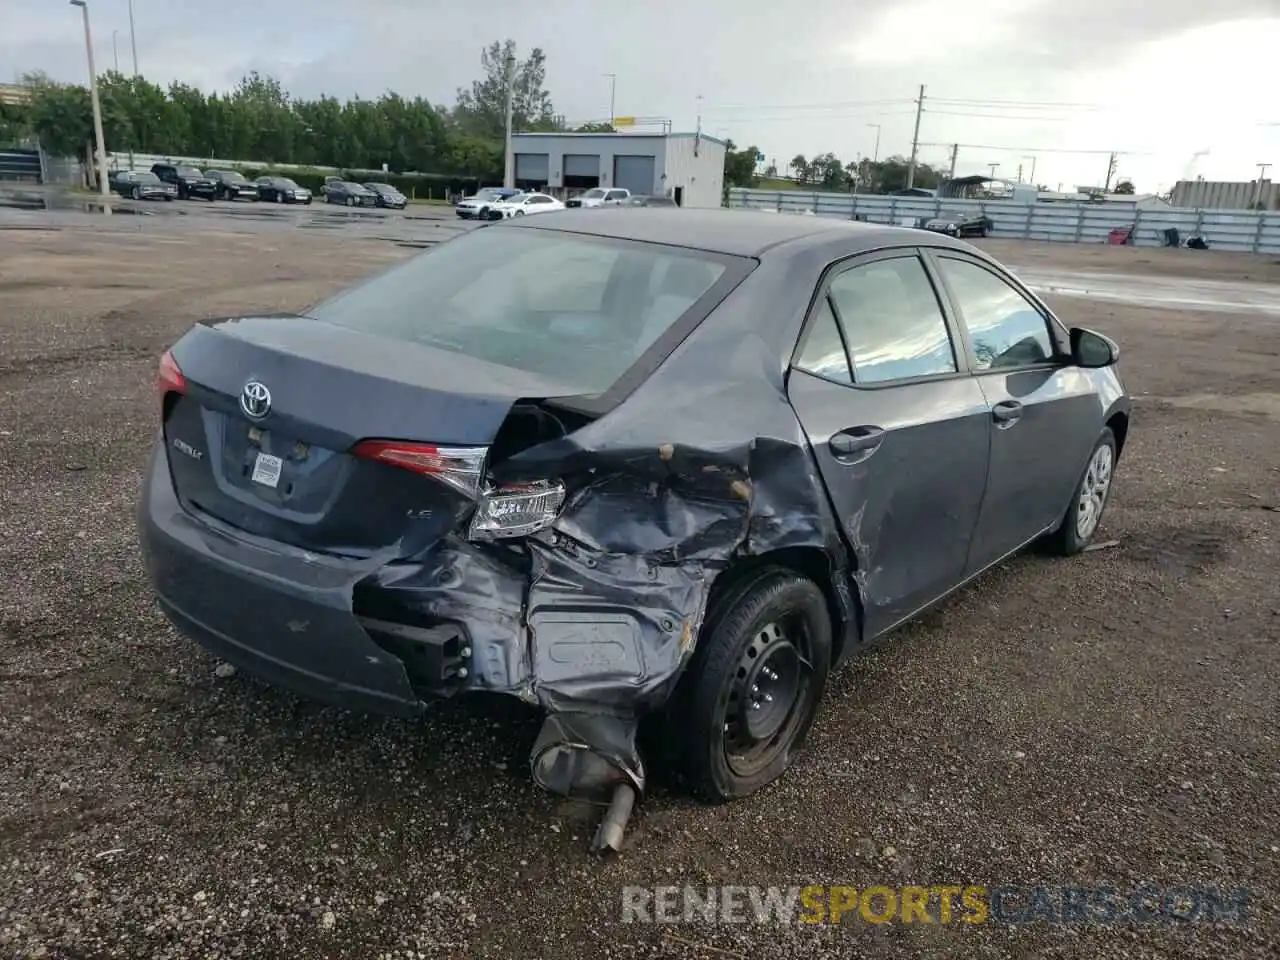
127 0 139 75
604 73 616 128
1022 154 1037 186
112 30 119 72
988 162 1000 180
866 123 881 163
502 53 515 188
70 0 110 199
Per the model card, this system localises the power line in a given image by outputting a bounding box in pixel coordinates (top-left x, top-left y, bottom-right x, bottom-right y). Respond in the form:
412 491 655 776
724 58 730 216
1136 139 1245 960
925 109 1079 122
918 141 1148 155
701 110 918 124
928 97 1107 110
699 97 913 112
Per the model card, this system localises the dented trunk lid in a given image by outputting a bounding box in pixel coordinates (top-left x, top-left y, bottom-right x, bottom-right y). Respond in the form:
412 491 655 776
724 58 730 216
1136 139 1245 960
162 314 584 558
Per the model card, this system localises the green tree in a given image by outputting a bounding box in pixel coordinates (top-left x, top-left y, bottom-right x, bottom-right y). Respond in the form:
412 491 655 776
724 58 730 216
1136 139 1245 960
1113 180 1135 194
574 121 615 133
790 154 809 183
453 40 555 138
723 140 761 188
22 72 91 157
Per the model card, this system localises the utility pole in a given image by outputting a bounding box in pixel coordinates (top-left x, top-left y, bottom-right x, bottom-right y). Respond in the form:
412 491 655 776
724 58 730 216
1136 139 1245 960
127 0 138 75
112 30 119 72
867 123 881 163
1023 154 1037 187
988 162 999 180
1103 151 1118 191
1255 162 1272 208
502 53 515 189
947 143 958 179
1016 163 1023 183
604 74 616 128
906 84 925 189
70 1 109 200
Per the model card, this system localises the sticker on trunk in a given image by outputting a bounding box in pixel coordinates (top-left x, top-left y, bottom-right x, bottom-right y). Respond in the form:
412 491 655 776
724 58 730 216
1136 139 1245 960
251 452 284 488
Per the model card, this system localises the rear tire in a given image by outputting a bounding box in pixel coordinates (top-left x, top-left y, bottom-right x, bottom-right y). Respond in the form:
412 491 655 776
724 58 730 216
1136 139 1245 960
130 186 140 200
664 569 832 802
1044 427 1117 556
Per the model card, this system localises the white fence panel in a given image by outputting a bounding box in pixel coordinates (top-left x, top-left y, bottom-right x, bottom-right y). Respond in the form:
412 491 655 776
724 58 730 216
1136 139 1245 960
727 188 1280 254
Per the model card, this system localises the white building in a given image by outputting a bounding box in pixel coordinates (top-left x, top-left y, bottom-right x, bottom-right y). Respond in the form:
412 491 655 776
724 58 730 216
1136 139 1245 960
509 132 727 208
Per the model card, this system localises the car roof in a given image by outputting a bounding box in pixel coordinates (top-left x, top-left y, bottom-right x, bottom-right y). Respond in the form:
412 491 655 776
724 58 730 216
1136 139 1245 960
506 207 967 258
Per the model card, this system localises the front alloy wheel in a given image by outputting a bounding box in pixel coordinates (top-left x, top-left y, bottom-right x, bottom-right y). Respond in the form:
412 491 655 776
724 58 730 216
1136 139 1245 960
664 569 832 801
1045 427 1118 555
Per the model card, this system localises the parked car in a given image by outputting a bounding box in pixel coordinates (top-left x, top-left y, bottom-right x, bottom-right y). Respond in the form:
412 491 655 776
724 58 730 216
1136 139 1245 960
151 163 218 201
627 195 678 207
206 170 260 201
363 182 408 209
140 209 1130 825
254 176 312 205
923 213 994 238
324 181 377 207
109 169 176 201
565 187 631 209
454 187 521 220
487 192 565 219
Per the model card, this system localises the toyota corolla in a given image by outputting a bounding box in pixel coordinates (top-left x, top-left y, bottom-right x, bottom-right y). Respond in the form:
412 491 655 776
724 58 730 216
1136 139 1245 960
140 209 1130 842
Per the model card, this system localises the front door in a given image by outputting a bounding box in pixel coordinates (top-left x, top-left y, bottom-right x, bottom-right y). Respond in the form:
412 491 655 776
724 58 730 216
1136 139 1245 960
927 252 1102 573
787 252 991 639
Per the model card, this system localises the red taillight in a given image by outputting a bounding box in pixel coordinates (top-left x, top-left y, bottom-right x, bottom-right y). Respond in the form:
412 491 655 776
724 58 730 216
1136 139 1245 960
157 349 186 398
352 440 487 497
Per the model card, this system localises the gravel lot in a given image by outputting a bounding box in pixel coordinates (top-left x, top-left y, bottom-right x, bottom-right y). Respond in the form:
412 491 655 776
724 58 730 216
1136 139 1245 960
1 219 1277 959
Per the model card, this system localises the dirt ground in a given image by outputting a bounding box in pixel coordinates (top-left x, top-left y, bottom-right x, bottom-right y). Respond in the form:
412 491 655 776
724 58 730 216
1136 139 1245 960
979 237 1280 284
0 225 1277 960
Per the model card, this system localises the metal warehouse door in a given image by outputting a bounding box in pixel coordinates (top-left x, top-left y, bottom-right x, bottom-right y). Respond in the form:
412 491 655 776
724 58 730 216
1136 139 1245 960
514 153 550 181
563 154 600 178
613 155 655 195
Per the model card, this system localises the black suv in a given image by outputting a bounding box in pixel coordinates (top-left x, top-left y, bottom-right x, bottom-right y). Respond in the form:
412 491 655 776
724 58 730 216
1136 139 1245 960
206 170 260 201
151 163 218 201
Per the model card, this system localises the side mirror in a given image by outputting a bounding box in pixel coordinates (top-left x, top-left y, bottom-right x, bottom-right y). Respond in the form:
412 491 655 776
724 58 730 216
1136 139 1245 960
1070 327 1119 368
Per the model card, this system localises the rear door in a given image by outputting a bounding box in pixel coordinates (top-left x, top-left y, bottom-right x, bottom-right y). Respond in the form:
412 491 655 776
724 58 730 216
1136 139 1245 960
926 251 1101 572
786 250 991 638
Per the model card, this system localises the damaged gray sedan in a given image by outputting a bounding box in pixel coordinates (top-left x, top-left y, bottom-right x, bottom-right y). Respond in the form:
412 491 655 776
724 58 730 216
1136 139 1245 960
140 209 1130 844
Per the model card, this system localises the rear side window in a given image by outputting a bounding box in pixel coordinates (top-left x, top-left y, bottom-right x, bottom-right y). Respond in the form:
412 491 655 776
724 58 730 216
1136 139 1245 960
309 228 739 395
795 299 853 384
828 256 957 384
935 257 1055 370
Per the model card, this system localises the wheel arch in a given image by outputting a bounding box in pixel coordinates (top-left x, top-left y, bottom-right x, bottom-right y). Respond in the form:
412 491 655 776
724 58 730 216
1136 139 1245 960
1106 409 1129 458
705 546 861 665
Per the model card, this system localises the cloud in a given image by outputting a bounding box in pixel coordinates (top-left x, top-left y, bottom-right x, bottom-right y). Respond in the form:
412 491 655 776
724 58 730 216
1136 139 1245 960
3 0 1277 191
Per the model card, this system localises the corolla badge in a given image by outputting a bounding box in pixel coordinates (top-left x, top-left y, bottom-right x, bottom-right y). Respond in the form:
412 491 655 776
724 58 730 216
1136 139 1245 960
240 380 272 419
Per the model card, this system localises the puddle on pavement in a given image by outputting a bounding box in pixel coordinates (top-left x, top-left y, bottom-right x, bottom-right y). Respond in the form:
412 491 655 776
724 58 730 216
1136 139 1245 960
0 194 150 215
1013 268 1280 317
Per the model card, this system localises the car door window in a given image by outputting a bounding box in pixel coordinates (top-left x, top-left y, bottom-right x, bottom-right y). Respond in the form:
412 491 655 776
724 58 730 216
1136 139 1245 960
827 256 957 384
936 257 1055 370
794 298 854 385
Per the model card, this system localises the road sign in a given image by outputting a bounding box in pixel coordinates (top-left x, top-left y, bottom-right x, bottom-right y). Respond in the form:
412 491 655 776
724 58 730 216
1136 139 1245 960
756 153 765 162
613 116 636 127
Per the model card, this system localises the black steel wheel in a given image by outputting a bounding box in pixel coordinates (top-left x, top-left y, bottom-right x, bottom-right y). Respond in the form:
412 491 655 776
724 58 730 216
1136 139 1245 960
665 569 832 801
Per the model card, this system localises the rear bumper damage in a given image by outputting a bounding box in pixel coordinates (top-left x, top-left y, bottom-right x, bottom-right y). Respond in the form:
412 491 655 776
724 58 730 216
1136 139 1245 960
139 446 728 810
142 365 847 851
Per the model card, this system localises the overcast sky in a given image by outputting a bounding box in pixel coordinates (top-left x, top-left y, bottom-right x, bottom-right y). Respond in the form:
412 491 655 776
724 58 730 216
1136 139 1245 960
7 0 1278 192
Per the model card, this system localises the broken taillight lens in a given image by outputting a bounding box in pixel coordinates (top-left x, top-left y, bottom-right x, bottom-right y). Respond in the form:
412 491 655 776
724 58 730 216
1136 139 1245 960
468 481 566 540
157 349 186 399
351 440 488 498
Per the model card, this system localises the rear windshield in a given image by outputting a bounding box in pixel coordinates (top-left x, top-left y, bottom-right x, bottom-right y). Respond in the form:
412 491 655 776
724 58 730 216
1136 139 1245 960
177 167 202 177
136 172 161 184
309 227 738 395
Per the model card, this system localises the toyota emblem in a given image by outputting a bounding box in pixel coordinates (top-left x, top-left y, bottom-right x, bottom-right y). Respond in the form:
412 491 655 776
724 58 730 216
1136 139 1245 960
240 380 272 419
